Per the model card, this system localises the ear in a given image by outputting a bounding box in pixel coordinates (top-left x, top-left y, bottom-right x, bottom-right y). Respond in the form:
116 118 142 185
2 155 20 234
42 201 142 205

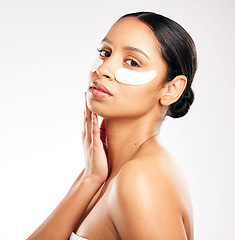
160 75 187 106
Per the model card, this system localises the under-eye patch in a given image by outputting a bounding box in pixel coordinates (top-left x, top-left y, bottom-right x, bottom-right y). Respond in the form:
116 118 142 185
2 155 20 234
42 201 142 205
115 68 157 85
90 57 157 86
90 57 103 72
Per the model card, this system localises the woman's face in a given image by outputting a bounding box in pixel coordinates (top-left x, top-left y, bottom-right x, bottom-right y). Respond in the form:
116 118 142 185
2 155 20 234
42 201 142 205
87 17 167 119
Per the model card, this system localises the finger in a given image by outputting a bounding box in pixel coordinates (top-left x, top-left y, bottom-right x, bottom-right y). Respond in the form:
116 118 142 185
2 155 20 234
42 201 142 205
85 93 92 142
99 119 108 157
85 92 91 121
82 109 86 140
92 113 102 147
83 93 87 138
85 99 92 123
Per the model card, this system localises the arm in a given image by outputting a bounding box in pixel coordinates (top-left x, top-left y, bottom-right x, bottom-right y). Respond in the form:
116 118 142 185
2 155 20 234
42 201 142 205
110 160 188 240
27 173 103 240
27 98 108 240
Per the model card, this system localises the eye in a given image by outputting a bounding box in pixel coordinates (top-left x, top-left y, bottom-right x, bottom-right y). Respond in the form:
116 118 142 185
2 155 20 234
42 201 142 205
97 49 111 58
126 59 140 67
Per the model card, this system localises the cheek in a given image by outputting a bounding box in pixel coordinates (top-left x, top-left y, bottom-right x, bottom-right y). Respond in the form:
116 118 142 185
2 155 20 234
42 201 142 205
87 83 160 119
116 83 159 115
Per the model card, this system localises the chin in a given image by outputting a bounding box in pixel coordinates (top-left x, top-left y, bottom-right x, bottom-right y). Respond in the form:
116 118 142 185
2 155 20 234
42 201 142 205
86 90 115 118
86 92 151 119
87 100 122 119
87 97 108 118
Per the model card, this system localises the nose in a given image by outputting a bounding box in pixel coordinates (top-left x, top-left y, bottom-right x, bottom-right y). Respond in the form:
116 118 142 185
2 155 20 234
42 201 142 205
96 57 117 80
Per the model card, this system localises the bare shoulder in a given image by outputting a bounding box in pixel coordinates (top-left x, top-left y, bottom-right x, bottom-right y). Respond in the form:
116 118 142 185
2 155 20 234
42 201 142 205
114 142 191 207
110 142 193 240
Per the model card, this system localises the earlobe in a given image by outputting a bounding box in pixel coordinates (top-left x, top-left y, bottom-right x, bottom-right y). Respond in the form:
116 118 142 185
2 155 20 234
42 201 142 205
160 75 187 106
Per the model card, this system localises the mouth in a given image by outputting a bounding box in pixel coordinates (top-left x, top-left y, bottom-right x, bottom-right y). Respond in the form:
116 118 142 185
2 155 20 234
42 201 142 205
89 82 113 98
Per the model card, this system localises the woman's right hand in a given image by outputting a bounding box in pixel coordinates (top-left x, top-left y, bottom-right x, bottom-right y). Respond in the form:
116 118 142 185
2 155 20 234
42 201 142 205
82 94 109 184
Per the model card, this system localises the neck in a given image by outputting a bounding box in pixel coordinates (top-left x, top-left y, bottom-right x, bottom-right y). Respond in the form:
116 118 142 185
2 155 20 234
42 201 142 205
105 114 162 178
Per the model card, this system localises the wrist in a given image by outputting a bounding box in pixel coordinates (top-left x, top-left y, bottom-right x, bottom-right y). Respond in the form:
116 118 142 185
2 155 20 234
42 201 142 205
82 174 106 187
82 169 107 185
69 173 104 198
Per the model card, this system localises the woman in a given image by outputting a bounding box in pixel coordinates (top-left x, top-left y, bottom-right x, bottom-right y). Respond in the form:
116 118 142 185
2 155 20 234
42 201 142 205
27 12 197 240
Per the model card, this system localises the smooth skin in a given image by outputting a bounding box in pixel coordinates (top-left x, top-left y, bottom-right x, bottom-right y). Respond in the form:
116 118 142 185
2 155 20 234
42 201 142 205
27 17 193 240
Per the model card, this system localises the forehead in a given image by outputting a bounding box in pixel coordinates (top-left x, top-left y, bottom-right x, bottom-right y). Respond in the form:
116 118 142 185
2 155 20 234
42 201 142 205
103 17 160 56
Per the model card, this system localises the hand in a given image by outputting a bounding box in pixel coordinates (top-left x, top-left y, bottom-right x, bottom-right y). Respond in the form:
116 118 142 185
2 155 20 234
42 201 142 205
100 119 108 158
82 94 108 184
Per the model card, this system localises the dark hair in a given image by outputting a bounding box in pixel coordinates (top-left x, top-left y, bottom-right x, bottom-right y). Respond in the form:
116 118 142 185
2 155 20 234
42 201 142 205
119 12 197 118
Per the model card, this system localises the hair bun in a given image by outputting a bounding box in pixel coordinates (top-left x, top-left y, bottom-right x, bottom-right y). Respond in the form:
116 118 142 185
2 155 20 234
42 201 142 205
167 87 194 118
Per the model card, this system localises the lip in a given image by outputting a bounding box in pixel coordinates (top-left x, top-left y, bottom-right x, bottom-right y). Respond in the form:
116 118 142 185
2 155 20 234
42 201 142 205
89 82 113 98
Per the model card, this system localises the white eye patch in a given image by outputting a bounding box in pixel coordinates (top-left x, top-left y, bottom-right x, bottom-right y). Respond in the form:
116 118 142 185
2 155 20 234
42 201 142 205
115 68 157 85
90 57 103 72
90 57 157 86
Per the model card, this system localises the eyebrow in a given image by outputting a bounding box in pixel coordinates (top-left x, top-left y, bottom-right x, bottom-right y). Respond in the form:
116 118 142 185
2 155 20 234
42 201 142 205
101 38 149 60
102 38 112 45
123 46 149 59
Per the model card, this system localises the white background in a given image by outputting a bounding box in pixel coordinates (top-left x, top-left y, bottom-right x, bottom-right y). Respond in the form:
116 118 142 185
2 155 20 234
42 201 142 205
0 0 234 239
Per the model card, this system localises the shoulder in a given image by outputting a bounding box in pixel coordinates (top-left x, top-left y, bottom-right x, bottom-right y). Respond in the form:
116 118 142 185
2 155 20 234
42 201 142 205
110 147 191 239
113 151 184 210
114 145 186 203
